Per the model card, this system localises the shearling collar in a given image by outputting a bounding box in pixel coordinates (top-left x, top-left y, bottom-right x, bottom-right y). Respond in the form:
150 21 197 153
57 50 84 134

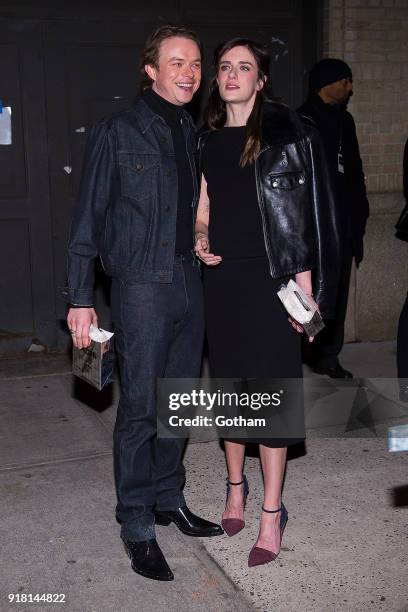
261 100 305 147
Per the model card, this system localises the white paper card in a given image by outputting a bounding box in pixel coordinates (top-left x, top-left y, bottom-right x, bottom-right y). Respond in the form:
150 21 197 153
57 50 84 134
0 106 12 145
388 424 408 452
89 324 114 343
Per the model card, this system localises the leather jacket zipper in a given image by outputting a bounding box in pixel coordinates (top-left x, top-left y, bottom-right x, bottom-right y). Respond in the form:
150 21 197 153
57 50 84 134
255 147 275 277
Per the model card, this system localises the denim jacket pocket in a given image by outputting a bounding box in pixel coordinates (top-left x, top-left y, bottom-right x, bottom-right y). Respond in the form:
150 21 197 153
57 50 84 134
118 153 159 201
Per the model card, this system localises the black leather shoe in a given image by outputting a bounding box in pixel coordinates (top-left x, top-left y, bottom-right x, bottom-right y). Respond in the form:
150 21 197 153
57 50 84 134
123 538 174 581
155 505 224 537
312 363 353 379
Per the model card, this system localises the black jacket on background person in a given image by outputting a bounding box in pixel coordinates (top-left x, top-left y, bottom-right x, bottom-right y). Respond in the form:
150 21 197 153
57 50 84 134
404 138 408 202
395 139 408 239
396 138 408 390
198 101 341 318
298 93 369 265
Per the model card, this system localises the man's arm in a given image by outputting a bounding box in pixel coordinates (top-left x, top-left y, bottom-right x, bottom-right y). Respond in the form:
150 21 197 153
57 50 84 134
61 121 116 347
345 112 370 265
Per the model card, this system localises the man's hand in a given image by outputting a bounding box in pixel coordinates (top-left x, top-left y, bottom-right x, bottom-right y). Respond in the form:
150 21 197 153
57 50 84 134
67 307 98 349
194 233 222 266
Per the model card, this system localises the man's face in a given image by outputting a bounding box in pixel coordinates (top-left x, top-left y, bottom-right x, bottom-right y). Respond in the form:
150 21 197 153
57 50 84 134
322 77 353 105
145 36 201 106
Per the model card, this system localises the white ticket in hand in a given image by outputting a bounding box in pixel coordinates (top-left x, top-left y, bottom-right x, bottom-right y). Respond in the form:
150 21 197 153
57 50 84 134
89 324 114 343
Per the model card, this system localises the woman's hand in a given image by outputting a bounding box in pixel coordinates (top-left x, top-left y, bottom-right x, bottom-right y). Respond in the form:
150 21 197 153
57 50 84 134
290 270 319 341
288 294 320 343
194 232 222 266
195 175 222 266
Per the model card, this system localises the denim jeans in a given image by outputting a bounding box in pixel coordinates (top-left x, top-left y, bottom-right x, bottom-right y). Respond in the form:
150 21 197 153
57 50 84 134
111 254 204 542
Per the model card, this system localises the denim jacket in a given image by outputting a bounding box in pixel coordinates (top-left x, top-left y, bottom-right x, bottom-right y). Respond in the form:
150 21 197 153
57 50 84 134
61 96 198 306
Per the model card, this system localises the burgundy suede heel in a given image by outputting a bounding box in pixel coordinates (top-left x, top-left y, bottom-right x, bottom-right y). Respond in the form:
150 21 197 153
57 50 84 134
221 475 249 537
248 502 288 567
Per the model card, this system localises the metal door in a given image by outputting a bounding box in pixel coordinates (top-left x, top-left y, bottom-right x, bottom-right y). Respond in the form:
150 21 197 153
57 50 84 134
0 19 55 352
0 1 322 352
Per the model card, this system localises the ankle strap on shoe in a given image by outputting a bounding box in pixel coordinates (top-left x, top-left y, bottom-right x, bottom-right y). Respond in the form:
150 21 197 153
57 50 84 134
227 478 244 486
262 504 282 513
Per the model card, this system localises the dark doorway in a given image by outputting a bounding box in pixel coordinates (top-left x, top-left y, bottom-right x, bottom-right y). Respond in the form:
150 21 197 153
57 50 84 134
0 1 322 352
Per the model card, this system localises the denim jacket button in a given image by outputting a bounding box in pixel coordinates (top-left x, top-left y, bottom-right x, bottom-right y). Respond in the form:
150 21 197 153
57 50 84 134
161 241 168 247
136 163 143 171
272 180 279 187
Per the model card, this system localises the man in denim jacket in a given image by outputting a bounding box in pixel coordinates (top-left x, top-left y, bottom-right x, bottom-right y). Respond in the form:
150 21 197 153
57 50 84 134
62 25 222 582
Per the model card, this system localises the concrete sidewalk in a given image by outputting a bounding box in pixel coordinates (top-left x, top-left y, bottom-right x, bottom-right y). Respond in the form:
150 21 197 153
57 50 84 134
0 342 407 612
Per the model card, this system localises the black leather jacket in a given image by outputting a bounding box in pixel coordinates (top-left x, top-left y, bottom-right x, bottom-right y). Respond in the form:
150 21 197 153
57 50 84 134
198 101 341 318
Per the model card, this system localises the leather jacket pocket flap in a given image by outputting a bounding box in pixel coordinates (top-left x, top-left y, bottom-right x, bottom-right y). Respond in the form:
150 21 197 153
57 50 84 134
268 171 306 190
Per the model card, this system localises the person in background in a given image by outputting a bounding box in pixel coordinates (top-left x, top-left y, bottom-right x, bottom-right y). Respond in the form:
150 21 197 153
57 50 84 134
396 138 408 401
298 58 369 379
195 38 340 568
62 25 222 583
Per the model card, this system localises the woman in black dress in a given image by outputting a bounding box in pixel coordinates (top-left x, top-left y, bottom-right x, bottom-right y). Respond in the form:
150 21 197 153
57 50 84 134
195 39 339 567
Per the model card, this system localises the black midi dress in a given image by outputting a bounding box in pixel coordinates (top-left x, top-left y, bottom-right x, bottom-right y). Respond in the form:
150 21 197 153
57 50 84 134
202 127 303 447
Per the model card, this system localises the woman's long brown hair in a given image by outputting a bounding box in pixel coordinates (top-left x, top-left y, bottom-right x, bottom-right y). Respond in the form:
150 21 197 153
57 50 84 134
204 38 271 167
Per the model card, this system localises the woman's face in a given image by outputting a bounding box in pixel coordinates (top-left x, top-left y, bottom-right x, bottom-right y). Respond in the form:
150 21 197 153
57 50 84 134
217 45 264 105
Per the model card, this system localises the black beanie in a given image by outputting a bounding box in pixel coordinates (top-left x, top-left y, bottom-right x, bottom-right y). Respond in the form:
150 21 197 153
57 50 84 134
309 58 352 93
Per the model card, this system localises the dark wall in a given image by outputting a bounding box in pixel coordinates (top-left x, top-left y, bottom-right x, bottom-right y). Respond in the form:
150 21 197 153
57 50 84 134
0 0 323 352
